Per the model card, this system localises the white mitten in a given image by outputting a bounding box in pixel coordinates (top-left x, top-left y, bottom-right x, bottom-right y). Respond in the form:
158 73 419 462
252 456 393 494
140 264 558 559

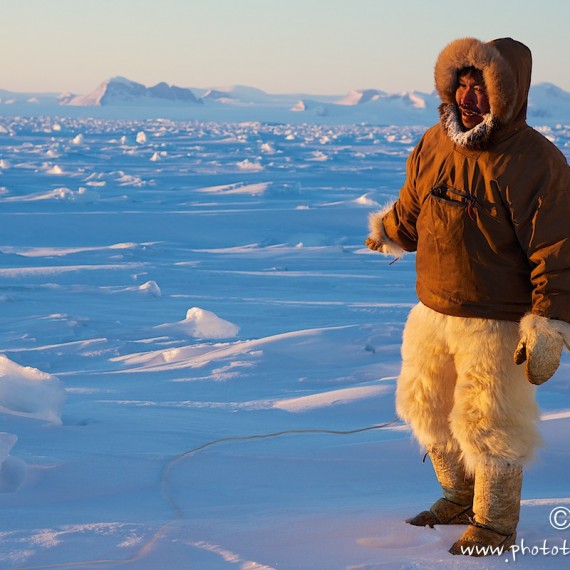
514 314 568 385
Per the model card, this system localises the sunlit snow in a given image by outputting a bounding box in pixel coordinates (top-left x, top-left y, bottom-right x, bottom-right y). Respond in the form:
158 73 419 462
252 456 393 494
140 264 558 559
0 111 568 569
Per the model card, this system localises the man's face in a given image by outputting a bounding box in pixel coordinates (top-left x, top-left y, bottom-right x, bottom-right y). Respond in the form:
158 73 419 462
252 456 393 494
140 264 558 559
455 70 491 129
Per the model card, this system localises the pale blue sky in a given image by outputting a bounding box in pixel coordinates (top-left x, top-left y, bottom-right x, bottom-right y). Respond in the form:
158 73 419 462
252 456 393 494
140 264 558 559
3 0 569 95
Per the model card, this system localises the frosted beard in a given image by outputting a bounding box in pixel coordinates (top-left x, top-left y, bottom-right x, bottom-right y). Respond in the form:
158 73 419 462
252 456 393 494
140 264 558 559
439 103 499 150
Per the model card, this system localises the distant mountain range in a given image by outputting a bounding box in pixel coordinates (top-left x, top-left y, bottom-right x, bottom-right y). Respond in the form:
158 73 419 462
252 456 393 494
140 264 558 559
1 76 569 125
60 77 202 106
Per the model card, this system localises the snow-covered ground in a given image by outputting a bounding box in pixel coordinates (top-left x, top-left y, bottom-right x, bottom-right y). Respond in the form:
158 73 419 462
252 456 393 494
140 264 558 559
0 115 569 569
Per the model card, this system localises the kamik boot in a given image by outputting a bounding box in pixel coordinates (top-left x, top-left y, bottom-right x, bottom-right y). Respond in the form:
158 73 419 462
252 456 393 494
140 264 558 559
449 461 522 556
407 446 474 527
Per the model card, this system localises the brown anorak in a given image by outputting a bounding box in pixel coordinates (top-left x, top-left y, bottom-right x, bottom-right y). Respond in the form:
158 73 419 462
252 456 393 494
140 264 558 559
378 38 570 322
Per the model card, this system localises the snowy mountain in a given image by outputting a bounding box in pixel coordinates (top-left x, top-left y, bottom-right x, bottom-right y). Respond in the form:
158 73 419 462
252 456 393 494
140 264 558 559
198 84 277 104
528 82 570 121
292 89 441 124
198 84 340 108
1 77 570 125
201 89 239 104
64 76 202 106
337 88 388 105
0 88 60 105
336 89 436 110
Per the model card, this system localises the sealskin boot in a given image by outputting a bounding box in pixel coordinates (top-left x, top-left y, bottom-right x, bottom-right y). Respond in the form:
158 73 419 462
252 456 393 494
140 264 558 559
449 461 522 556
407 446 474 527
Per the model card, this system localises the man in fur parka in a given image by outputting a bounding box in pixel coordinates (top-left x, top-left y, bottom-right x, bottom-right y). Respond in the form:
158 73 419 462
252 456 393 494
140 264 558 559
366 37 570 555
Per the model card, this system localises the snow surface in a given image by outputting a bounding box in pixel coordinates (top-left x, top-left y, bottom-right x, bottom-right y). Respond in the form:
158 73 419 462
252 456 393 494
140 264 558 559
0 113 569 569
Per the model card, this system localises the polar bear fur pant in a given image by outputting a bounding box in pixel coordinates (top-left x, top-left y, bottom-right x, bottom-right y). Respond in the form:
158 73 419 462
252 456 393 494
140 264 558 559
396 303 542 475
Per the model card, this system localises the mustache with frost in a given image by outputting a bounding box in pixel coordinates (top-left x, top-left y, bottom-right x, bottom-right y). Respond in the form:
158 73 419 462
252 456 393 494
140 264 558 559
459 104 485 117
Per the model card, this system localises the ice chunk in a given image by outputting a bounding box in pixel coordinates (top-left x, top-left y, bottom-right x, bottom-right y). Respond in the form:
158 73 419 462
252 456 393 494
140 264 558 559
0 355 66 424
139 280 161 297
184 307 239 339
0 432 26 493
157 307 239 339
0 433 17 466
354 193 379 206
237 159 264 171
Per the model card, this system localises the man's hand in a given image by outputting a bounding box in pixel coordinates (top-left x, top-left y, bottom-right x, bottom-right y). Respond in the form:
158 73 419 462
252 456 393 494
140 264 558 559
365 236 385 251
366 208 404 258
514 314 565 385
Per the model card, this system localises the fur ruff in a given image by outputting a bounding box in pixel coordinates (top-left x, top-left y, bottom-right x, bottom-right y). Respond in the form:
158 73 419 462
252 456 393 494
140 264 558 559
396 303 542 476
434 37 517 124
439 103 499 151
367 203 405 257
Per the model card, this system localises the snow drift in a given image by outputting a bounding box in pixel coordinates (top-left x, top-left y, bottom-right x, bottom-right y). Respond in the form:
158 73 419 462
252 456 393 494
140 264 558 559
156 307 240 339
0 355 66 424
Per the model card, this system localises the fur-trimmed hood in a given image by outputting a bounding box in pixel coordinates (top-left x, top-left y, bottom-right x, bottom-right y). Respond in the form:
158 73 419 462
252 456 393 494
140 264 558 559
434 37 532 130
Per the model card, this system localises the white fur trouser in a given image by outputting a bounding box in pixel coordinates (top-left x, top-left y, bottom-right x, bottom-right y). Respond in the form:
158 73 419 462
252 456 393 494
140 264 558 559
396 303 542 475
